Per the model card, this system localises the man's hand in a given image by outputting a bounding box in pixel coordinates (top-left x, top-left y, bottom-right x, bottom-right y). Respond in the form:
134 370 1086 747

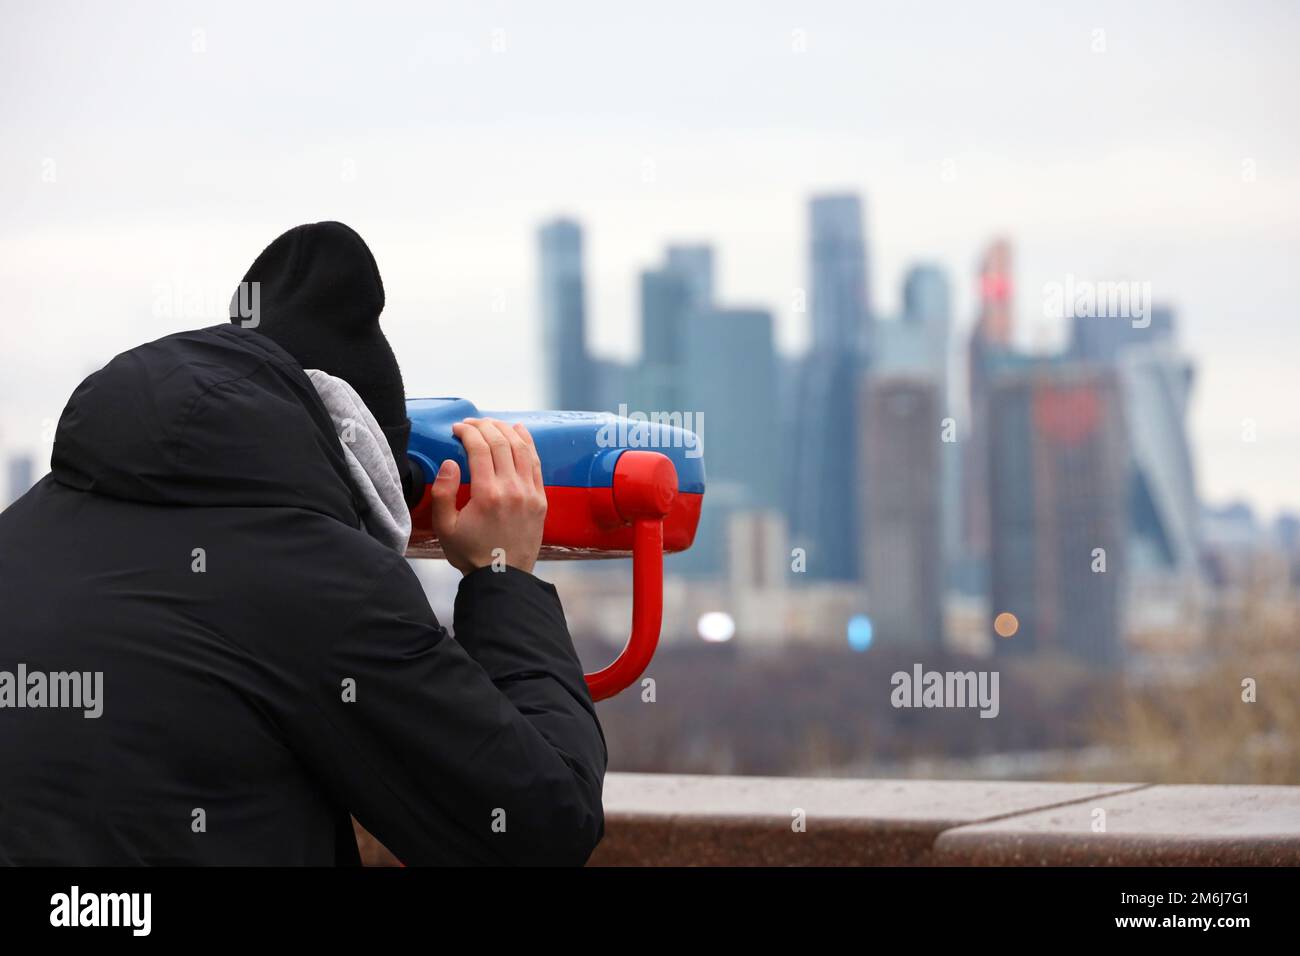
429 418 547 576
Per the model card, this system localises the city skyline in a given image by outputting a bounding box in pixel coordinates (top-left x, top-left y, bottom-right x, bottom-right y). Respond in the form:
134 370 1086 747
4 201 1298 537
529 191 1219 664
0 201 1289 530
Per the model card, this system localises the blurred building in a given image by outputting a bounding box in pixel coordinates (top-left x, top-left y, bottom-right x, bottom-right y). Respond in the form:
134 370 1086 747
725 508 791 652
878 263 961 588
1069 305 1203 637
1069 304 1175 363
901 263 952 358
1200 501 1266 591
664 244 714 317
788 194 872 583
1275 512 1300 553
861 375 944 646
989 364 1129 667
975 239 1014 345
809 194 872 353
963 239 1016 588
538 217 594 410
636 265 690 415
728 508 788 592
1116 344 1199 576
1277 513 1300 590
1068 306 1194 573
1195 501 1299 641
684 308 780 502
6 454 36 507
788 350 866 582
589 356 633 416
678 308 781 575
635 245 714 416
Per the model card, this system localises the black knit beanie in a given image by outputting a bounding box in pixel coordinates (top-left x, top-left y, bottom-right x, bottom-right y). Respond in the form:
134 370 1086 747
230 221 422 506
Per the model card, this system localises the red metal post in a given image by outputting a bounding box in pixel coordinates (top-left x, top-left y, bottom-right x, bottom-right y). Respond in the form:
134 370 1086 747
583 450 678 701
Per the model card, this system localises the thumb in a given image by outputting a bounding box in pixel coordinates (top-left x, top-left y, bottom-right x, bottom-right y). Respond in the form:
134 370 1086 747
429 458 461 538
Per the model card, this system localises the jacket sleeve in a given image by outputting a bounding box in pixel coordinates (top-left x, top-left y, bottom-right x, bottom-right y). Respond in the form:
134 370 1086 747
289 555 607 866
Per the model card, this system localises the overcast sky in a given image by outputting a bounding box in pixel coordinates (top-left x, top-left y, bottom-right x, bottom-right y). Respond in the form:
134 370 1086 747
1 0 1297 515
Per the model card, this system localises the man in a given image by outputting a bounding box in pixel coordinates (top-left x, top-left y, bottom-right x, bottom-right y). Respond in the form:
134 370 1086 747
0 221 607 865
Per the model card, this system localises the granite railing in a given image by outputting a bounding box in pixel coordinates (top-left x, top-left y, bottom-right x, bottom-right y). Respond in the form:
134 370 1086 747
355 772 1300 866
586 773 1300 866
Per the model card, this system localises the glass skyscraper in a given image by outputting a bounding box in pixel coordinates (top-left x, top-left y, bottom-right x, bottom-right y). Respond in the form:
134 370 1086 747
788 194 872 583
678 307 780 575
862 374 944 645
636 245 714 417
809 194 871 353
989 364 1129 667
538 217 594 411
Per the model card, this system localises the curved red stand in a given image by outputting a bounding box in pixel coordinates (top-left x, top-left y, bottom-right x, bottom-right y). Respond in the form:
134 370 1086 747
583 450 677 702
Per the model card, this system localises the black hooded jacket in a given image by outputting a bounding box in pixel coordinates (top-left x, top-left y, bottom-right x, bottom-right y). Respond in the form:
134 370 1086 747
0 324 606 865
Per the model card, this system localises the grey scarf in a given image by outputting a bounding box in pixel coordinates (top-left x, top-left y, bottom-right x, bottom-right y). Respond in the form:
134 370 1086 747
305 369 412 553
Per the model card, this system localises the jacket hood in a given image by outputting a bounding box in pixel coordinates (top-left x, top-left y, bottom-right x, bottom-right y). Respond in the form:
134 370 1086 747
51 324 361 524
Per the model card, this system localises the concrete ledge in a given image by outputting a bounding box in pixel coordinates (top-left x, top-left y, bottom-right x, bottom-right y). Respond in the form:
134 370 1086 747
588 773 1148 866
357 773 1300 865
932 784 1300 866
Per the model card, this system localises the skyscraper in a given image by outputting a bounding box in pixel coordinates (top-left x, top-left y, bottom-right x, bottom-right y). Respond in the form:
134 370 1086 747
902 263 951 336
1069 304 1175 364
6 454 35 508
788 350 865 582
1070 305 1202 624
728 509 789 592
974 239 1014 347
788 194 871 583
634 244 716 417
1120 343 1200 576
989 364 1129 667
679 308 780 575
664 245 714 318
862 375 944 646
686 308 780 508
538 217 594 410
589 356 633 416
963 239 1016 581
900 264 960 589
637 266 689 411
873 264 952 384
809 194 871 353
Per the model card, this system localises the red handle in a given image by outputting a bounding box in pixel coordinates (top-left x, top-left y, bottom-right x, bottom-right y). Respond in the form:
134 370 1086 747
582 451 677 702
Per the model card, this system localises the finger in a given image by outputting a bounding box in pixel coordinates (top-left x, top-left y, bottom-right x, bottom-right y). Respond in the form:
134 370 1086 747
453 420 495 485
494 419 534 485
428 458 461 538
513 423 544 492
472 418 517 481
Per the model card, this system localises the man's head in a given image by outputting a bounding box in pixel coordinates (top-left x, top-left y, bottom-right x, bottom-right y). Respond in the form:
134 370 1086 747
231 221 421 504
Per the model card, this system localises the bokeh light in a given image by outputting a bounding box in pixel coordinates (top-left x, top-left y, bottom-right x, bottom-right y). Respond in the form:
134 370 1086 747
993 612 1019 638
697 611 736 643
847 614 874 651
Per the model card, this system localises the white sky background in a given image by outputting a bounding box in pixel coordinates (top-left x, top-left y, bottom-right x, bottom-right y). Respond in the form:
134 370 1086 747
0 0 1297 516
